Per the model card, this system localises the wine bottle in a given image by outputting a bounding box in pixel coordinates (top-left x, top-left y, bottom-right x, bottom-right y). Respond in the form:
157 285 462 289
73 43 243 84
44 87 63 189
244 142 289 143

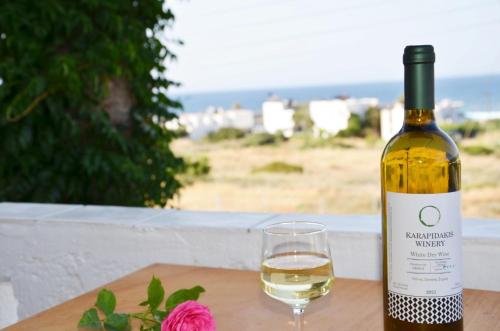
381 45 463 331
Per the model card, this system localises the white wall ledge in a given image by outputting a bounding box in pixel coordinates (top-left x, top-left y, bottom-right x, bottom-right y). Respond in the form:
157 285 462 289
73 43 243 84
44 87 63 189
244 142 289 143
1 202 499 326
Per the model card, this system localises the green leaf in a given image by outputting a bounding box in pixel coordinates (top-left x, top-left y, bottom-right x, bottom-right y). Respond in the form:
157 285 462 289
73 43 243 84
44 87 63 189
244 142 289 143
78 308 102 329
96 289 116 316
0 0 185 212
104 313 130 331
147 276 164 310
139 326 160 331
165 286 205 311
153 309 167 322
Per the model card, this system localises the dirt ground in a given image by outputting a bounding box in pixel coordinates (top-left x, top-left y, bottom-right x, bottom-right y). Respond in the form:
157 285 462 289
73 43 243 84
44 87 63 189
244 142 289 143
171 135 500 219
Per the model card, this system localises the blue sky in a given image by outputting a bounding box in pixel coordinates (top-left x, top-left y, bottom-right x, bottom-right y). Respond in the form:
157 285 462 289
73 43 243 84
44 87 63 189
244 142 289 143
166 0 500 92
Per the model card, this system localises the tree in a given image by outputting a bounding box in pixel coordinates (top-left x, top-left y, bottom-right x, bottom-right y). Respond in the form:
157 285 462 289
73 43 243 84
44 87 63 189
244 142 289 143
293 104 313 132
364 107 381 136
337 114 363 137
0 0 185 207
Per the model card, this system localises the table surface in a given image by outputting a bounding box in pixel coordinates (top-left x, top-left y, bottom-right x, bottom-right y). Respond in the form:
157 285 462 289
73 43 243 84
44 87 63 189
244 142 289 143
5 264 500 331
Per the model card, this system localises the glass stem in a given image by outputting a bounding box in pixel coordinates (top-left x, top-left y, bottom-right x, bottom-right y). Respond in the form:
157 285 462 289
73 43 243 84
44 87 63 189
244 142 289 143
292 307 305 331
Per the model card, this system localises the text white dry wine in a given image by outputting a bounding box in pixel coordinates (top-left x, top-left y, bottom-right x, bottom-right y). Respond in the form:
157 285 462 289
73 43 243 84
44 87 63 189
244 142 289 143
381 45 463 331
261 252 334 307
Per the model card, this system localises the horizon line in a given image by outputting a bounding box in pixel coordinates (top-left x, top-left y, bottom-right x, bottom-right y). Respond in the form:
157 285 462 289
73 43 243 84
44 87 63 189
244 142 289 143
170 72 500 96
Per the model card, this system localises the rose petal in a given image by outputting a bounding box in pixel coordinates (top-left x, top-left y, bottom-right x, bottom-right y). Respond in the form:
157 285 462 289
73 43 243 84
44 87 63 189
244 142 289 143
161 300 216 331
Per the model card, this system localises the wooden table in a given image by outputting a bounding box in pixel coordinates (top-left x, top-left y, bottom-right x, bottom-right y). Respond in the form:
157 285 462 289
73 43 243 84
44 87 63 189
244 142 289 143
5 264 500 331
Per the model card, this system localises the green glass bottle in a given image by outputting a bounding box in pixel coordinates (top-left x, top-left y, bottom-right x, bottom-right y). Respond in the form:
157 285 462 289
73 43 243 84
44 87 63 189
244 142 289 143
381 45 463 331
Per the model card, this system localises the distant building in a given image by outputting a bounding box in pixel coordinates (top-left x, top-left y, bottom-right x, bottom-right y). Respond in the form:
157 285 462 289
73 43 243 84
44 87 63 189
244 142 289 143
380 102 404 141
262 99 295 138
309 98 379 137
222 108 255 130
345 98 379 115
435 99 465 124
380 99 466 141
309 100 351 137
166 107 255 140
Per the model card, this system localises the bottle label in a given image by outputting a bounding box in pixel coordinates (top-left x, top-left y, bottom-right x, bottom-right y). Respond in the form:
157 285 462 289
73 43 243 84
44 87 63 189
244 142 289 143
387 191 463 324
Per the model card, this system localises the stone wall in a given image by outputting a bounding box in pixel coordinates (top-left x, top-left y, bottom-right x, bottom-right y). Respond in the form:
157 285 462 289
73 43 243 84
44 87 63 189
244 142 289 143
0 203 499 327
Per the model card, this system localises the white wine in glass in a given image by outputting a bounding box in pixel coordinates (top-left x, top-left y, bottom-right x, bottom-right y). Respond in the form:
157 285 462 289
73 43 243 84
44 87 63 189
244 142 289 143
260 222 334 330
261 252 333 307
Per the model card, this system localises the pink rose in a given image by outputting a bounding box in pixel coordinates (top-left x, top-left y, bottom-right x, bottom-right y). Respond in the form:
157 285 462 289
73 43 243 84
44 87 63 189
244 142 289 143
161 301 216 331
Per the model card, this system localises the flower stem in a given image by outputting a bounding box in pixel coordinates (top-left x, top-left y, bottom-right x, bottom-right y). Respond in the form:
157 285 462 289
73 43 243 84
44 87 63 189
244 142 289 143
130 313 160 324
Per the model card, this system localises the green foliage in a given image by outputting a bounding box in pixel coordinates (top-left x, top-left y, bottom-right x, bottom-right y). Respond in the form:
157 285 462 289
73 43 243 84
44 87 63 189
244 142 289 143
253 161 303 174
184 157 211 177
301 135 354 149
0 0 184 206
205 127 247 142
96 289 117 316
244 132 285 146
178 156 211 185
484 119 500 131
104 313 131 331
171 125 189 138
364 134 381 147
79 308 102 329
441 121 482 139
293 104 313 132
165 286 205 312
79 276 206 331
462 145 495 156
337 114 364 137
363 107 381 135
146 277 165 311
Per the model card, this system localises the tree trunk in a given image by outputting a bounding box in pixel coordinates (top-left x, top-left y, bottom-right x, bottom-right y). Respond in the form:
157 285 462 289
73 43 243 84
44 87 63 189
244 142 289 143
102 78 134 129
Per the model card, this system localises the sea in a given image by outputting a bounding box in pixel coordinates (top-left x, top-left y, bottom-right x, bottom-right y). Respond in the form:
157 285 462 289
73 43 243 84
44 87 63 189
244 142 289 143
173 74 500 119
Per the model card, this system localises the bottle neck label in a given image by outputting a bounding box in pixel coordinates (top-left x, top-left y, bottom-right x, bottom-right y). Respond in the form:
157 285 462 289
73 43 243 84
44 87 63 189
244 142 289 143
387 191 463 324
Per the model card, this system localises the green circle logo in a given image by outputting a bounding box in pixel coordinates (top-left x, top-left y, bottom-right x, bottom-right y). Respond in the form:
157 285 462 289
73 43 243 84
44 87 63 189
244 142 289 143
419 206 441 227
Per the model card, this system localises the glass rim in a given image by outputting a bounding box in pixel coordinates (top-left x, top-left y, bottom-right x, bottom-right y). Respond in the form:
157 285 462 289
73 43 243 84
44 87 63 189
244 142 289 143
263 221 326 236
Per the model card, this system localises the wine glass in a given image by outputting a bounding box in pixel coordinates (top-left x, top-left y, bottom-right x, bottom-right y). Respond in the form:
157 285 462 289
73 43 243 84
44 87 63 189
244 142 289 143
260 221 335 330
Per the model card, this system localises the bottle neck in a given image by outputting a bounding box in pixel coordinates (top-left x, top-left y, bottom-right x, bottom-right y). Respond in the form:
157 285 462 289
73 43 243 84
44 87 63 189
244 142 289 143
404 61 434 109
403 108 436 129
403 60 436 129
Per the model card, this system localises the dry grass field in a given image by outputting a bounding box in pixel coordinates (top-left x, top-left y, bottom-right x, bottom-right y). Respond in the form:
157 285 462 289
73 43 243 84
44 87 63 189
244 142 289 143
171 133 500 219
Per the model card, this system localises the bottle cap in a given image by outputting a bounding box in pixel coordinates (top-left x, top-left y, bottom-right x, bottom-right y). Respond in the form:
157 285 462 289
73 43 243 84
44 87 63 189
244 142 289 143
403 45 435 65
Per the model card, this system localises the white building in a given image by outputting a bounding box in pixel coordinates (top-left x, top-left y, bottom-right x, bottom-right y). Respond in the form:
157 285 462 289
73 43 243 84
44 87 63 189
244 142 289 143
380 99 466 141
345 98 379 115
262 99 295 138
166 107 255 140
224 108 255 129
435 99 465 124
309 100 351 137
308 98 380 137
381 102 404 141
